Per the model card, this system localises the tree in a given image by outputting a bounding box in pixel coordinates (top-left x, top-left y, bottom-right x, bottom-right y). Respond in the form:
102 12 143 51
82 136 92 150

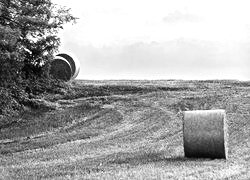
0 0 77 85
0 0 77 116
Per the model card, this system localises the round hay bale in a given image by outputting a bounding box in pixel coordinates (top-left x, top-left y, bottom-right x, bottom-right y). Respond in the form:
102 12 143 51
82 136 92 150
183 109 228 159
50 56 72 81
56 53 80 79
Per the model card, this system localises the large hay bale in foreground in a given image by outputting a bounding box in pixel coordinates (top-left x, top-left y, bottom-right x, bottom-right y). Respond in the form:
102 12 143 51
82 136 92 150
50 56 72 81
183 109 228 159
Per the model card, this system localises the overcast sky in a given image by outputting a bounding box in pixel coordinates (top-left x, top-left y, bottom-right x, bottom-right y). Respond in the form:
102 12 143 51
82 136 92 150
52 0 250 80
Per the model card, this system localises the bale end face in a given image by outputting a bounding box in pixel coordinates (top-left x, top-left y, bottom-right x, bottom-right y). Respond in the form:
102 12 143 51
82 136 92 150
56 53 80 80
183 109 228 159
50 53 80 81
50 57 72 81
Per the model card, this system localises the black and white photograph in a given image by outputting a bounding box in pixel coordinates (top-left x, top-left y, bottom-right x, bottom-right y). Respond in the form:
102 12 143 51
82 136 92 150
0 0 250 179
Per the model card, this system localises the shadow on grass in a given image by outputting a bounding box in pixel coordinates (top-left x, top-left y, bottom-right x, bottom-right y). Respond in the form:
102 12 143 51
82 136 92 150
107 151 213 166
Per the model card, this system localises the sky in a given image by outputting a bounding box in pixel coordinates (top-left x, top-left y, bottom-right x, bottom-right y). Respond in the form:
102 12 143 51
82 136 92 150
52 0 250 80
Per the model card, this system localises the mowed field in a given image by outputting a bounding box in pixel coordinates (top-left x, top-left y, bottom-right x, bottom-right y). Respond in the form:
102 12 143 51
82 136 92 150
0 80 250 179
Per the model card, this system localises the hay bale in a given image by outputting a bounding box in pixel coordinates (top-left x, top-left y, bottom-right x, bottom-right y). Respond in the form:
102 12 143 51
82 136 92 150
183 109 228 159
56 53 80 79
50 56 72 81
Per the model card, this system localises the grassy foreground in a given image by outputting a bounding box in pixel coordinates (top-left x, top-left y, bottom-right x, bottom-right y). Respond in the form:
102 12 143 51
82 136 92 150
0 80 250 179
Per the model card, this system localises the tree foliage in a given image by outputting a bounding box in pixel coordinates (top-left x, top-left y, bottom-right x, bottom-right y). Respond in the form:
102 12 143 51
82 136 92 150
0 0 77 115
1 0 77 81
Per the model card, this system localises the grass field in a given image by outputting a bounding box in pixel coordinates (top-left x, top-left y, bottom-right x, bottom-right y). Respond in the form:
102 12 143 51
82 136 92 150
0 80 250 179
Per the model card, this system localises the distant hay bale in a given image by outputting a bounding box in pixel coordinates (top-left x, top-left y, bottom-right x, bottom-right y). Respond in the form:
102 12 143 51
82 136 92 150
50 56 72 81
56 53 80 79
183 109 228 159
50 53 80 81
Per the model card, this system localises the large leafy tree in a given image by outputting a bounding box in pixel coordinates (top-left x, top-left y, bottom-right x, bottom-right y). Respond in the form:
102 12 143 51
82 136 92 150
0 0 77 86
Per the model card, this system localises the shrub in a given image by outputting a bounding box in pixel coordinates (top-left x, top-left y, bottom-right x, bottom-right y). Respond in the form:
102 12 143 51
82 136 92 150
0 87 22 116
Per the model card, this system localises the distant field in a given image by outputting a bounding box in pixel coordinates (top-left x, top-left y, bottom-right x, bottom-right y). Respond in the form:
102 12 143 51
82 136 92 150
0 80 249 179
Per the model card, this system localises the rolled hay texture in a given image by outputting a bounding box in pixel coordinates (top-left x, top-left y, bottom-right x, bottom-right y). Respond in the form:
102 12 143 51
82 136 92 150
56 53 80 79
183 109 228 159
50 56 72 81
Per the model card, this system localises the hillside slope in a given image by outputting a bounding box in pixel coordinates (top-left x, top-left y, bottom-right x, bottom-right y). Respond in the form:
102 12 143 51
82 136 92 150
0 80 249 179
